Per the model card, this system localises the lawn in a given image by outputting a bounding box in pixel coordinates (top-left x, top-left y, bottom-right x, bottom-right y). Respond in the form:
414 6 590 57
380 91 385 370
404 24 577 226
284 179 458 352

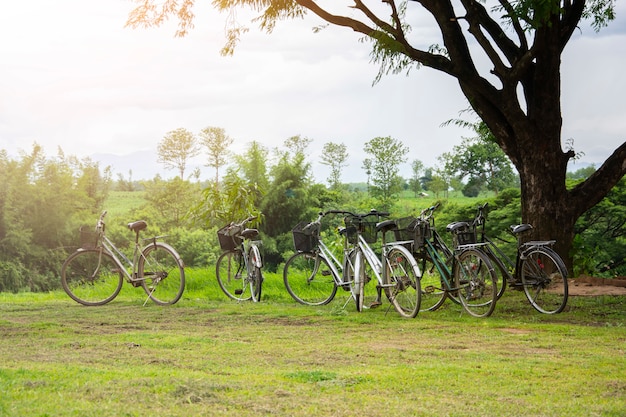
1 270 625 417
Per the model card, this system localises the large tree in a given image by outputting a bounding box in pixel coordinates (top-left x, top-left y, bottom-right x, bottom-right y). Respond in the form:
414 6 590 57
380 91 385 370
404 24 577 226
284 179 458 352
127 0 626 269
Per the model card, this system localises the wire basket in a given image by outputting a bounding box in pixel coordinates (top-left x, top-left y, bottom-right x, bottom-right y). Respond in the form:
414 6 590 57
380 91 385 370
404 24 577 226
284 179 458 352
453 228 477 247
291 221 319 252
344 216 378 244
79 225 98 249
395 217 431 250
217 224 243 252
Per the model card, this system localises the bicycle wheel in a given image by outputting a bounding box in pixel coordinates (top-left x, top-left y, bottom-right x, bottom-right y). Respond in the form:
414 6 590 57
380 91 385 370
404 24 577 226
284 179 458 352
249 245 263 302
216 250 252 301
486 248 508 300
384 246 421 318
520 247 568 314
61 249 124 306
454 249 498 317
138 242 185 305
283 252 337 305
416 252 448 312
353 250 365 312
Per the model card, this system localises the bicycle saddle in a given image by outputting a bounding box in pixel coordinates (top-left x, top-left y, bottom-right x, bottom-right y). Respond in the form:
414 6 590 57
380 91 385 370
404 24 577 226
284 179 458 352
128 220 148 232
510 224 533 234
241 228 259 240
376 219 397 234
445 221 470 233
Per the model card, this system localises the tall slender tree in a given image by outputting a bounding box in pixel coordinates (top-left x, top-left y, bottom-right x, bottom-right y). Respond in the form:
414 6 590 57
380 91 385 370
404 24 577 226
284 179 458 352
199 126 234 185
320 142 348 190
157 128 200 179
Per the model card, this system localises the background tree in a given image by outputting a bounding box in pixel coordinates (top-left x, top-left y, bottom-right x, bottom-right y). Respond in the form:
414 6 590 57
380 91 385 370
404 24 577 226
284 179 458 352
199 126 234 185
235 141 269 207
363 136 408 210
157 127 200 179
440 122 517 196
127 0 626 270
409 159 424 197
320 141 348 190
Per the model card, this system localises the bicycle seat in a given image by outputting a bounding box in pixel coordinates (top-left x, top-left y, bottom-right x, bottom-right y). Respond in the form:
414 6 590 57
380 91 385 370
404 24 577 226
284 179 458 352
128 220 148 233
445 221 470 233
376 219 397 234
241 228 259 240
510 224 533 234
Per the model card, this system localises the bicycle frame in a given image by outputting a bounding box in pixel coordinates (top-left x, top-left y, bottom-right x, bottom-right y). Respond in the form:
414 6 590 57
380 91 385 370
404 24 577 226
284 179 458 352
97 234 140 283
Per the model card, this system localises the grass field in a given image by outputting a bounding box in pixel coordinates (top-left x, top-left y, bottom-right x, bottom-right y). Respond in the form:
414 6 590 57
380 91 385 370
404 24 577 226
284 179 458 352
1 268 625 417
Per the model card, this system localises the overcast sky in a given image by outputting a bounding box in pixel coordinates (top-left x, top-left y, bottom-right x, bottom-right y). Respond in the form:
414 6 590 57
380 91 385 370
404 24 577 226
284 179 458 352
1 1 625 183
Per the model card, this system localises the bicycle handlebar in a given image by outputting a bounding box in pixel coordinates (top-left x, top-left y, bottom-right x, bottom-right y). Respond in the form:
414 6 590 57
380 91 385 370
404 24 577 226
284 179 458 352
419 202 440 220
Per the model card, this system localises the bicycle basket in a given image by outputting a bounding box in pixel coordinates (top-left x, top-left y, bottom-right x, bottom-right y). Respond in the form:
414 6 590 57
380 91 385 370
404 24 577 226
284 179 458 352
217 224 243 252
79 225 98 249
344 216 378 244
396 218 431 250
453 226 476 247
291 221 319 252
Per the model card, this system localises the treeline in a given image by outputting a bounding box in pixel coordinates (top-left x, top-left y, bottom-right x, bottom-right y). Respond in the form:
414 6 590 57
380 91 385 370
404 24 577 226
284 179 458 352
0 141 624 293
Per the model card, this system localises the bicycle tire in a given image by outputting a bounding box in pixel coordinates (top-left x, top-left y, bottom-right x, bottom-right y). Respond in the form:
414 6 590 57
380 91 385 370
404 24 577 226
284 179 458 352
454 248 498 317
384 245 421 318
216 250 252 301
416 251 448 312
282 252 338 305
353 250 365 312
485 247 508 300
520 247 568 314
61 249 124 306
138 242 185 305
249 245 263 302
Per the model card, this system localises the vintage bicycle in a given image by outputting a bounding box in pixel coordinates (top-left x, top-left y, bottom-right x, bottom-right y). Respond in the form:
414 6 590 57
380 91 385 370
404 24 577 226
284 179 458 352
215 216 264 302
468 203 568 314
61 211 185 306
283 209 421 318
407 204 498 317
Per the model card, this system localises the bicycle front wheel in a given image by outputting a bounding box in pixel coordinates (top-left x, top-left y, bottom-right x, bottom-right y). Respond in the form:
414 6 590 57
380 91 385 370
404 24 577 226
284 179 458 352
520 247 568 314
217 250 251 301
384 246 421 318
138 242 185 305
249 245 263 302
283 252 337 305
61 249 124 306
454 249 498 317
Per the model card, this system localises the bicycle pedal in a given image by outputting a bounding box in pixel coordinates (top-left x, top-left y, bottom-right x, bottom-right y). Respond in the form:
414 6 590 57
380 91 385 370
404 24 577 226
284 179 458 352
234 289 243 295
321 270 331 276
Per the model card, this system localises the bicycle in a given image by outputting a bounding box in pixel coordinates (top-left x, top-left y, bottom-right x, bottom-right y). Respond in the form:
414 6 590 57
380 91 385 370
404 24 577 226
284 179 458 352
61 211 186 306
469 203 568 314
215 216 264 302
407 204 498 317
283 210 422 318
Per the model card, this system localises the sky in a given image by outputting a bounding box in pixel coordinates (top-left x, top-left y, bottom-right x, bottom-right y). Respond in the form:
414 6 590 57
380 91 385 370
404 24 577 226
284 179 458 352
1 0 625 183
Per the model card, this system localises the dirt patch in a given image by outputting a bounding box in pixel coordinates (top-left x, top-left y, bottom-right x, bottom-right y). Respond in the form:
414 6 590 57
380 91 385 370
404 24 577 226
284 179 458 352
568 276 626 296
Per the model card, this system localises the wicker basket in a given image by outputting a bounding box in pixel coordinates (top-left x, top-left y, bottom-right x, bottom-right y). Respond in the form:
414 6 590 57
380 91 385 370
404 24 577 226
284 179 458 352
291 221 319 252
217 224 243 252
395 218 431 250
79 225 98 249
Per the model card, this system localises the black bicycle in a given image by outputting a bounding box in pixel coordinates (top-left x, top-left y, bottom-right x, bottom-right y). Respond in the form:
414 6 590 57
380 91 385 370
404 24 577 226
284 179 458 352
468 203 568 314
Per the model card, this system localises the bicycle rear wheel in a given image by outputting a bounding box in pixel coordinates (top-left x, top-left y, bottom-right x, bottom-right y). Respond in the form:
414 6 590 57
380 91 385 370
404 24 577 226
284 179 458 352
216 250 252 301
454 249 497 317
61 249 124 306
283 252 337 305
384 246 421 318
138 242 185 305
520 247 568 314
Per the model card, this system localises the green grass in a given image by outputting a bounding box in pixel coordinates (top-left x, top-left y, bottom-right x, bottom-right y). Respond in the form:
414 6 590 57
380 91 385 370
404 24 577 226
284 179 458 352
1 270 625 416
